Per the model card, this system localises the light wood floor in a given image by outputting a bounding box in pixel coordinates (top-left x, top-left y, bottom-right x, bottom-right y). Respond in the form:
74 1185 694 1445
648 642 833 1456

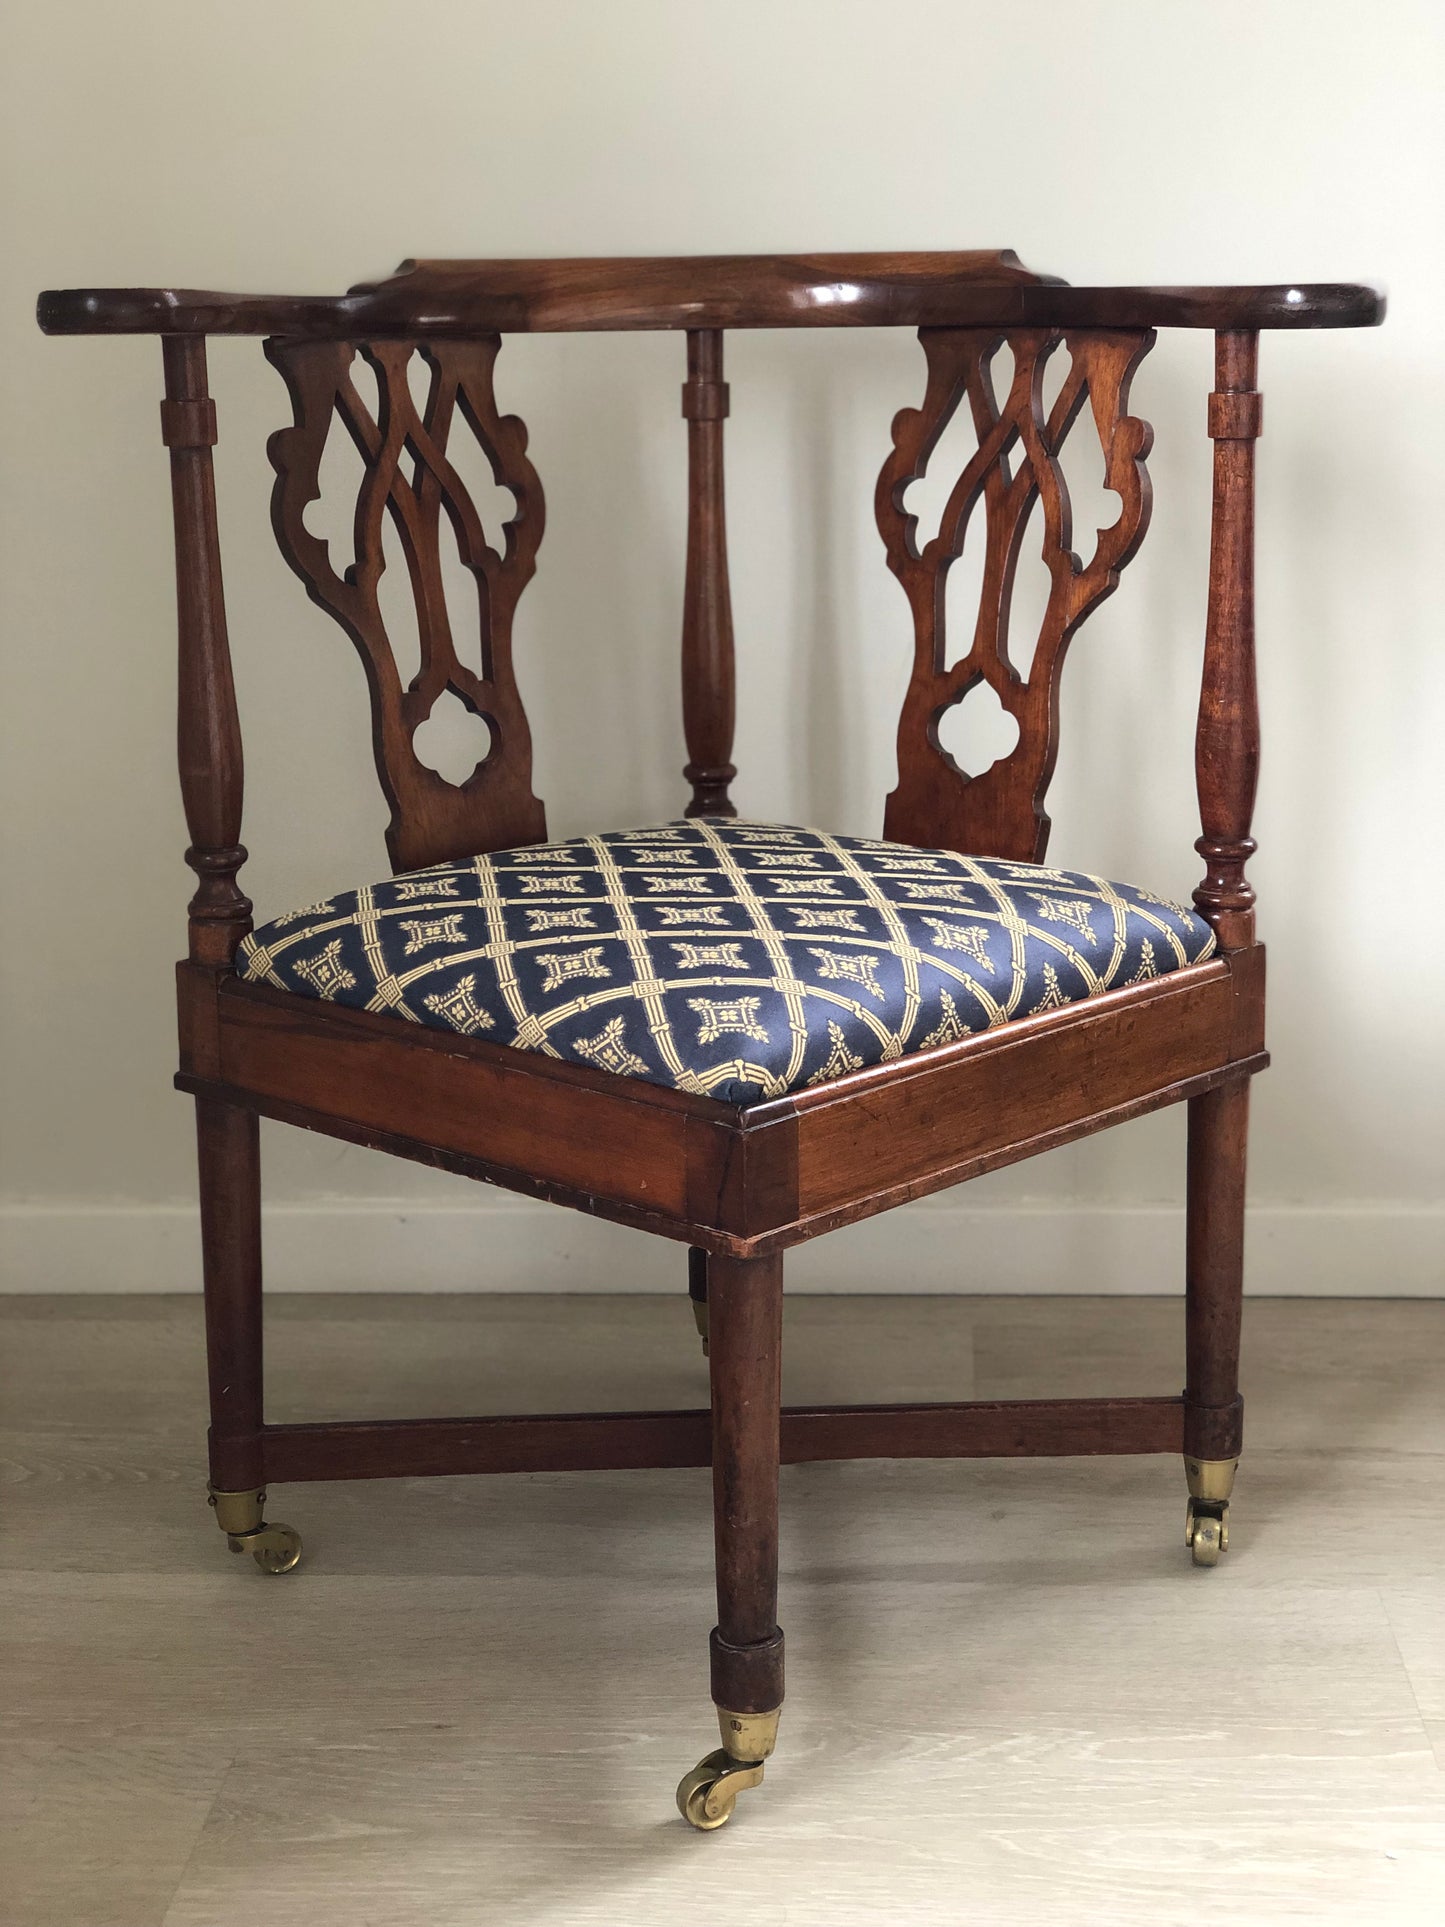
2 1293 1443 1926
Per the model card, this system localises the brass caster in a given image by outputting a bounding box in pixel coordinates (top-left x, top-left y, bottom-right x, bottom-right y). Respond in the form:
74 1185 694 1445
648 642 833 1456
1186 1498 1228 1567
1184 1456 1238 1506
208 1486 303 1574
676 1749 764 1831
1183 1456 1236 1568
676 1706 779 1831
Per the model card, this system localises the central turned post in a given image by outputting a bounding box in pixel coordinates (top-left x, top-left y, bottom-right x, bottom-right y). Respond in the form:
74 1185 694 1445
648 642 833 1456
680 328 737 817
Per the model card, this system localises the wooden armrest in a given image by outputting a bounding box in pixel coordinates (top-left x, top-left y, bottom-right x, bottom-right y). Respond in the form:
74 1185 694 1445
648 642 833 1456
37 254 1385 337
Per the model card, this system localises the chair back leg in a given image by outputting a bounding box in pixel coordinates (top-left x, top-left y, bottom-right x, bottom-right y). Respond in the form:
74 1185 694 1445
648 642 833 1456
1183 1077 1250 1562
196 1096 265 1490
195 1098 301 1571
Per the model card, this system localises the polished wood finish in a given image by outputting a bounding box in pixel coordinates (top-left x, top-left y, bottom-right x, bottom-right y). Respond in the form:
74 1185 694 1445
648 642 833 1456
259 1394 1183 1484
687 1245 709 1316
267 336 546 871
707 1252 784 1713
680 330 737 816
776 952 1264 1235
163 338 251 967
784 1393 1183 1463
264 1408 713 1480
1194 329 1262 948
194 1098 264 1491
41 250 1380 1786
38 255 1384 337
1184 1077 1250 1461
880 326 1154 861
196 976 704 1224
173 945 1265 1256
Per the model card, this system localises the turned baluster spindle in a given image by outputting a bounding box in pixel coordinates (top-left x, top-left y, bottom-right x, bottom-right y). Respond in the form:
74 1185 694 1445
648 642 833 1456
1194 329 1262 950
161 336 251 966
680 328 737 817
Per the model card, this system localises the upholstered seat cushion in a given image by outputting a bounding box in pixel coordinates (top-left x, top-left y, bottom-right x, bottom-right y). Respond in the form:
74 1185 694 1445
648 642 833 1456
238 820 1216 1106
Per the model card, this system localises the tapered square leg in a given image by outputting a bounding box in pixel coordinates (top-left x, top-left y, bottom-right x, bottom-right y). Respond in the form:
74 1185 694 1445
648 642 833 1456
196 1097 300 1573
1183 1077 1249 1565
677 1249 784 1829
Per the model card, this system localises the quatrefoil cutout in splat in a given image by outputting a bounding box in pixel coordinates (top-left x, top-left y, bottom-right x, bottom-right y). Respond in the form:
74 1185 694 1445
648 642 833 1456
411 686 496 786
935 678 1022 778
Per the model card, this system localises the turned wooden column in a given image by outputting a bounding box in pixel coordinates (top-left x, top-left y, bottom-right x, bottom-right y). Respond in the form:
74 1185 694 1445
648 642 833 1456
680 329 737 817
1193 329 1262 950
161 335 251 966
163 341 265 1494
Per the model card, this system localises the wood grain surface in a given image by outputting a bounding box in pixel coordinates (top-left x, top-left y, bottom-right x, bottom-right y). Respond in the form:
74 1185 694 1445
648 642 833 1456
37 258 1385 337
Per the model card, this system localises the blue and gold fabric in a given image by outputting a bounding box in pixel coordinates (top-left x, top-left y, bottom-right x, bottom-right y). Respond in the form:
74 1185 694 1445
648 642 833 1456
238 821 1216 1106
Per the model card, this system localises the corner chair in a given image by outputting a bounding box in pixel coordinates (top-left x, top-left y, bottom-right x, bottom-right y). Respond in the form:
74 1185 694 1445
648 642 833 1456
37 252 1384 1828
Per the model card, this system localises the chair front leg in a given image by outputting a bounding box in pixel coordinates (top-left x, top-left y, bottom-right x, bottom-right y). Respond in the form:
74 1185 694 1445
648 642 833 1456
676 1248 784 1829
195 1097 300 1575
1183 1077 1250 1565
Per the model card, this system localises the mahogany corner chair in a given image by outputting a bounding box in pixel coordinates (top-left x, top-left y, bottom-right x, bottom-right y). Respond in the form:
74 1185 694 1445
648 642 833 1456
39 253 1383 1830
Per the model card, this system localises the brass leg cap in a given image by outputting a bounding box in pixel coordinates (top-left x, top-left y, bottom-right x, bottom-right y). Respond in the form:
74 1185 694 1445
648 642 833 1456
717 1705 780 1761
208 1485 266 1537
208 1487 302 1573
1184 1456 1238 1505
677 1706 780 1829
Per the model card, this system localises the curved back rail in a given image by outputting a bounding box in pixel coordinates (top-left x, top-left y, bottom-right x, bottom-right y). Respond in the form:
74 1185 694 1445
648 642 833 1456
39 255 1384 965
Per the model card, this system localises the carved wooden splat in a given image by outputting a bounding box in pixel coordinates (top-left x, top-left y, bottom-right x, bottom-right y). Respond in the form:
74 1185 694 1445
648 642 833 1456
266 336 546 872
877 327 1155 862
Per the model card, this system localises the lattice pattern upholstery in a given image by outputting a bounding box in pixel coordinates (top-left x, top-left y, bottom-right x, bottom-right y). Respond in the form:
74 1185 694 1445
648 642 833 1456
238 821 1216 1105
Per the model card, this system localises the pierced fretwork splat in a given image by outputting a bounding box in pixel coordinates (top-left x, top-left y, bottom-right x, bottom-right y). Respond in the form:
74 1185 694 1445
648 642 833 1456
877 327 1155 862
266 336 546 872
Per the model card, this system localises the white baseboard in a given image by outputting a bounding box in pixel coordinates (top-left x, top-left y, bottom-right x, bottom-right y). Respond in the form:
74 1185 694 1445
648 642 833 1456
0 1198 1440 1296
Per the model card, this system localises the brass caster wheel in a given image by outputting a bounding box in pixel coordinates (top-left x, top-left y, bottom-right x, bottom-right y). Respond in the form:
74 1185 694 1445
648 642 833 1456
245 1522 302 1574
676 1749 764 1831
1186 1498 1228 1567
208 1486 303 1574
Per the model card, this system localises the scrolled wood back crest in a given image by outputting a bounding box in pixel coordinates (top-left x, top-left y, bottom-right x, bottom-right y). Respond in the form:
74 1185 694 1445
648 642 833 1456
878 326 1155 862
266 335 546 873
